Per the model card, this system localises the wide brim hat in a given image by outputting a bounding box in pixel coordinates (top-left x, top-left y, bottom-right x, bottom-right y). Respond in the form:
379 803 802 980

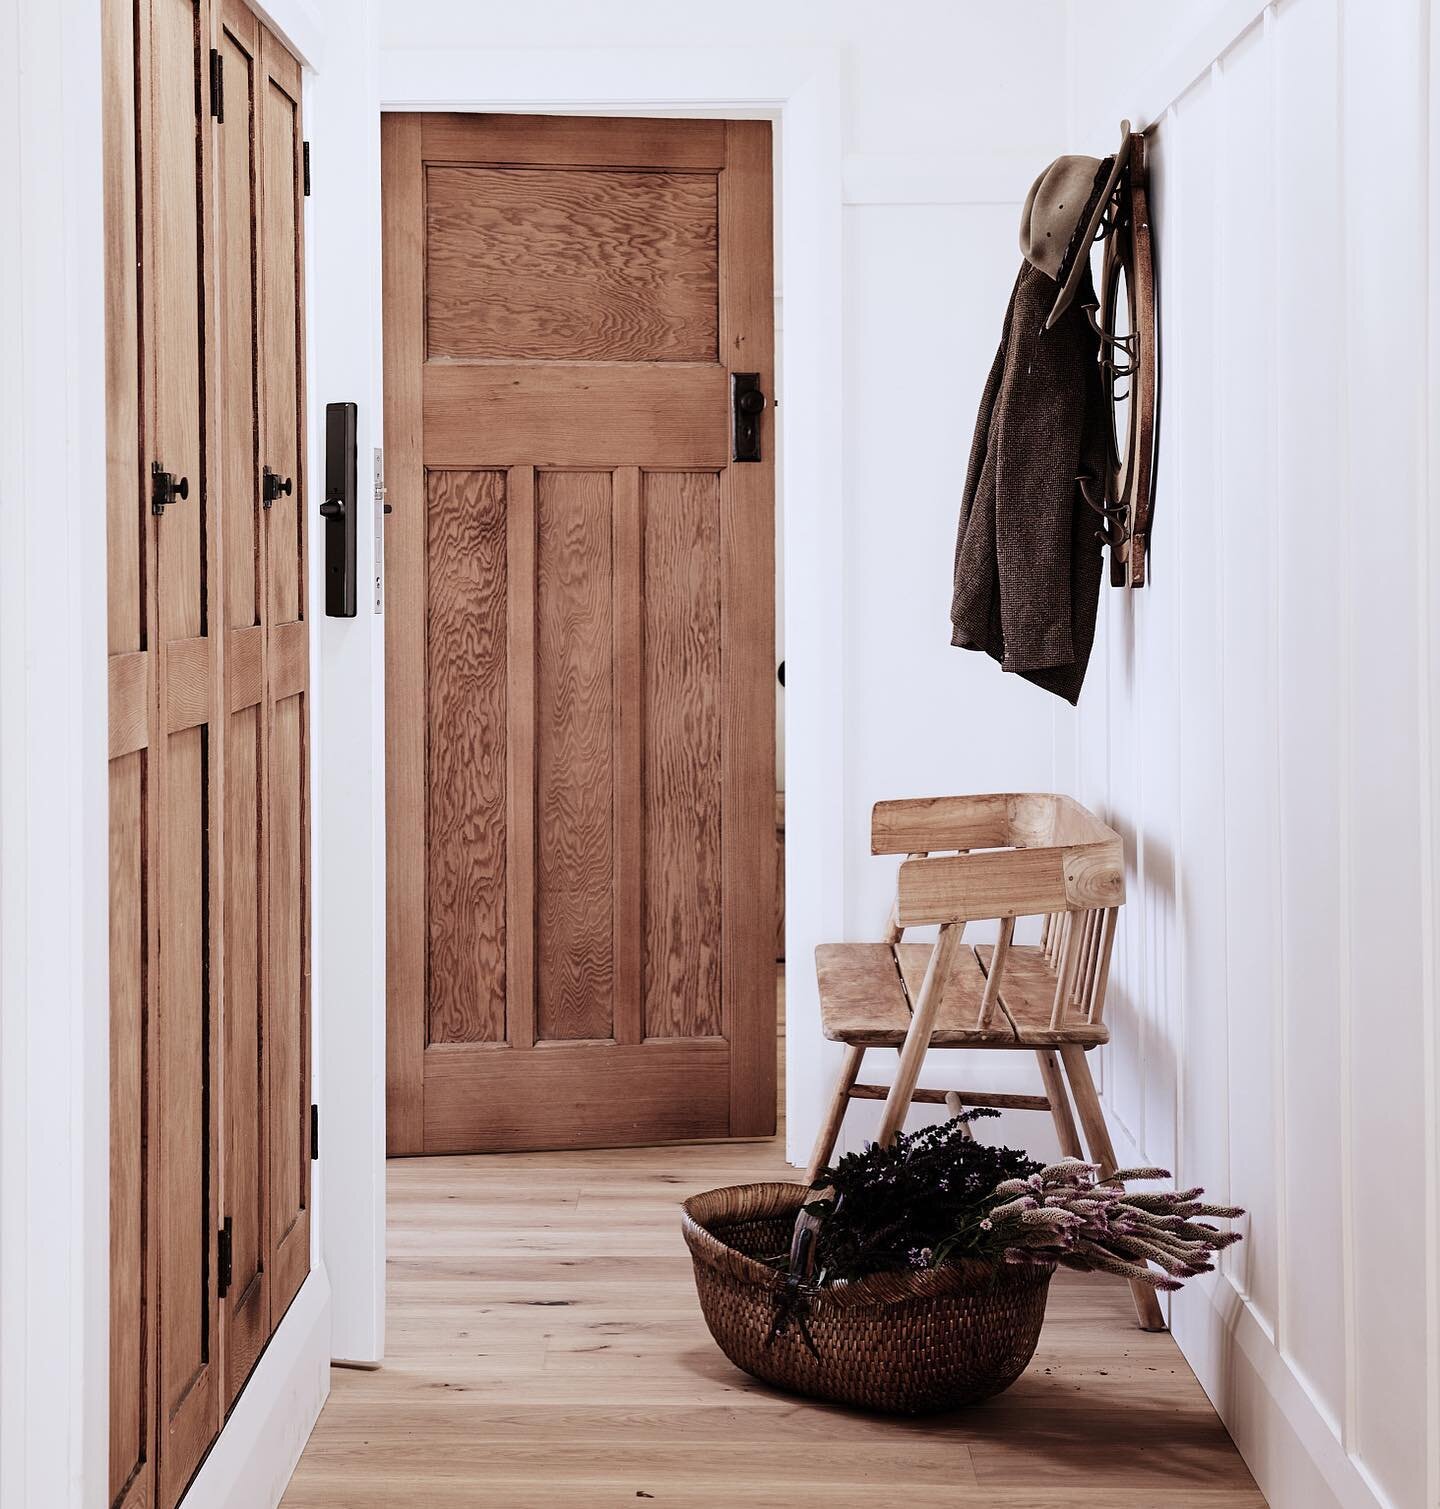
1020 121 1133 330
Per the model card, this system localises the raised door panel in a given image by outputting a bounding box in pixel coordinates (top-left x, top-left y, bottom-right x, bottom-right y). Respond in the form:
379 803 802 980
216 0 269 1404
259 26 311 1319
138 0 223 1501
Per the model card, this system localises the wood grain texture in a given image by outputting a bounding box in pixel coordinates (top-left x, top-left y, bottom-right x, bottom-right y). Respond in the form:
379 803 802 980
279 1123 1262 1508
163 634 211 733
610 469 644 1046
815 942 1109 1049
423 363 727 470
223 695 268 1400
423 1041 730 1153
217 8 260 634
643 471 722 1039
158 723 213 1499
104 0 142 660
387 113 776 1152
260 41 303 627
109 650 151 759
268 688 308 1315
145 1 223 1496
535 470 614 1042
504 466 537 1050
718 120 776 1136
382 111 428 1152
425 470 509 1046
419 112 727 172
425 165 718 362
108 752 150 1507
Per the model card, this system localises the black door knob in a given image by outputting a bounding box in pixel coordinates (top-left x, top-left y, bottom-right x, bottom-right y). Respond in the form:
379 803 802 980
737 388 766 417
263 465 293 507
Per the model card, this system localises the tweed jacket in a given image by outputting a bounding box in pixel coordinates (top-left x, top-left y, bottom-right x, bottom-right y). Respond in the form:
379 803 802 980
949 259 1107 705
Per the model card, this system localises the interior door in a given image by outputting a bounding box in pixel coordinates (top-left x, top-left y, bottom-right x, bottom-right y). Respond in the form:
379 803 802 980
258 24 312 1318
382 114 776 1154
139 0 223 1499
216 0 269 1403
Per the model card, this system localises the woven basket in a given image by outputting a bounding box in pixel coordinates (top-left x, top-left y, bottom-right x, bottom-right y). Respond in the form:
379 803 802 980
682 1182 1054 1415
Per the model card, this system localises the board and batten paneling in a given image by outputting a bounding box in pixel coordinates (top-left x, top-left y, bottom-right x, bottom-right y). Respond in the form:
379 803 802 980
1060 2 1440 1507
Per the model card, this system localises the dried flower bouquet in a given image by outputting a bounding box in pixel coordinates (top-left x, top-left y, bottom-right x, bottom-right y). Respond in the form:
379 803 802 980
791 1111 1243 1291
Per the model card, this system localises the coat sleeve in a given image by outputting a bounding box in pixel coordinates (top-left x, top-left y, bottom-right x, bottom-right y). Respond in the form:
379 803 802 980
990 265 1098 674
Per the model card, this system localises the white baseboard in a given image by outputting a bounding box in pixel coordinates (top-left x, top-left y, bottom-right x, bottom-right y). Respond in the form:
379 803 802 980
1102 1094 1389 1509
181 1267 332 1509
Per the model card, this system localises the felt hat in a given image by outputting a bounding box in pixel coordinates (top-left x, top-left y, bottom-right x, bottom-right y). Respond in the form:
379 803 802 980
1020 122 1133 330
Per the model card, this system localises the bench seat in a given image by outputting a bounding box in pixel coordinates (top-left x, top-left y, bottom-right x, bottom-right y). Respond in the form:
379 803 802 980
815 941 1109 1049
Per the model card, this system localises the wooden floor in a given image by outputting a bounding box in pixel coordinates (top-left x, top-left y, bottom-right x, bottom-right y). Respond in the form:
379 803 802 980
283 984 1263 1508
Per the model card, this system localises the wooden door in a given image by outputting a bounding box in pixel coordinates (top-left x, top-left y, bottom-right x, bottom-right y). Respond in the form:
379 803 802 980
216 0 269 1402
137 0 224 1500
383 114 776 1154
107 0 310 1496
258 24 312 1320
214 0 311 1404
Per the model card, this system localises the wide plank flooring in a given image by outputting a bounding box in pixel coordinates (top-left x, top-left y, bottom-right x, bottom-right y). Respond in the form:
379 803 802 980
282 1147 1262 1507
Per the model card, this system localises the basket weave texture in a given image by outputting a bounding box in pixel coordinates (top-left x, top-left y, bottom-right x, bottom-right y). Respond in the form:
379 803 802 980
682 1182 1054 1415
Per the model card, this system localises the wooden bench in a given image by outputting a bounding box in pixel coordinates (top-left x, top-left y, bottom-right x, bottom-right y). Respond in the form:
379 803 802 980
806 792 1166 1331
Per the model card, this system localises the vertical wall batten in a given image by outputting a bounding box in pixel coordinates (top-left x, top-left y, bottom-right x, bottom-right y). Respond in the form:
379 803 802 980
1066 0 1440 1504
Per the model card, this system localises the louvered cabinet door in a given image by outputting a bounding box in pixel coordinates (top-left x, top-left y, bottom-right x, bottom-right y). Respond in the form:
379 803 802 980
216 0 270 1405
383 115 776 1154
258 24 312 1320
137 0 224 1501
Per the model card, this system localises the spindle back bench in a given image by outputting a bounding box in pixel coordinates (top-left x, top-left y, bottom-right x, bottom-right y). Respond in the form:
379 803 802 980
807 793 1166 1330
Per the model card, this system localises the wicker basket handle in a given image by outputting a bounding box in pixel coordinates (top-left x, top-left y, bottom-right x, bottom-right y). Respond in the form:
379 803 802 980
787 1195 828 1282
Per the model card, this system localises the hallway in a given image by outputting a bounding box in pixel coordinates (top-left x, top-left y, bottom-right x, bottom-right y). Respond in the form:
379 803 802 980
282 1136 1263 1506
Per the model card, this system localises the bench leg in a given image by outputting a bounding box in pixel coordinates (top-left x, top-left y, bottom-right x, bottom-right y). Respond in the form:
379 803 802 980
1058 1044 1168 1333
1036 1049 1083 1158
804 1044 865 1184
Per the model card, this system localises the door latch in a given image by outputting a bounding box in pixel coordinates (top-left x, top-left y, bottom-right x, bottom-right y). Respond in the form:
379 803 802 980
217 1217 233 1299
731 373 766 463
320 402 358 617
262 465 293 509
150 461 189 516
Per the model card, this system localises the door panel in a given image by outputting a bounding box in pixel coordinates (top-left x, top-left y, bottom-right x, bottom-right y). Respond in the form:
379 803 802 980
643 470 723 1041
535 468 616 1044
140 0 222 1499
216 0 268 1402
425 468 509 1046
384 115 775 1155
259 28 311 1319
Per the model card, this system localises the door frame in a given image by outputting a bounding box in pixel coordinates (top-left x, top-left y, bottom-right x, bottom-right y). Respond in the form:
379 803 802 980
379 44 846 1167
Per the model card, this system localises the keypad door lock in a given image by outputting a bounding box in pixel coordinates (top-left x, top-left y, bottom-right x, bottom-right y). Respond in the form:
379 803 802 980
150 461 189 516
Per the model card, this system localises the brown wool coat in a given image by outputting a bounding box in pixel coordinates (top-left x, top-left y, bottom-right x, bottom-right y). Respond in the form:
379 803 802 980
950 259 1108 705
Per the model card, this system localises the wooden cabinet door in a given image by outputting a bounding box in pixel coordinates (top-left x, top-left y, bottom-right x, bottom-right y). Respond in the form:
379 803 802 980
108 0 310 1493
258 24 312 1320
216 0 269 1404
104 0 157 1498
382 114 776 1154
215 0 311 1392
137 0 224 1500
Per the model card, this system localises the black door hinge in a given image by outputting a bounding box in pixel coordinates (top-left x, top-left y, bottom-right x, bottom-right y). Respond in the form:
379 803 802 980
217 1217 234 1299
209 48 224 122
302 140 311 196
310 1102 320 1160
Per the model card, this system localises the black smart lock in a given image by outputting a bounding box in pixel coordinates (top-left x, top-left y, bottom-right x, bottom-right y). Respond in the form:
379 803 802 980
320 401 358 617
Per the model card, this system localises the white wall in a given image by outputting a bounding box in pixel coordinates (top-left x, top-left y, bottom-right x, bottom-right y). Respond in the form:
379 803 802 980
1063 2 1440 1507
380 0 1078 1162
0 2 109 1502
